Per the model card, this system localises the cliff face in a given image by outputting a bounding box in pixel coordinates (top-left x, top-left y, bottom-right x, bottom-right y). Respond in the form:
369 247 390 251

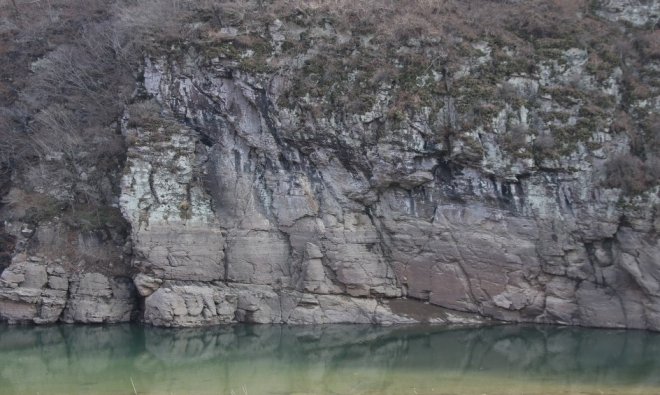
1 0 660 329
118 44 660 329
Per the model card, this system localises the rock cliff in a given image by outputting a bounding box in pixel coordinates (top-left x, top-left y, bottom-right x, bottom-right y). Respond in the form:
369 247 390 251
118 1 660 329
1 0 660 329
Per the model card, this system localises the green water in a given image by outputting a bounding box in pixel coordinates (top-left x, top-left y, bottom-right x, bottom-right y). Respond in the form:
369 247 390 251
1 324 659 395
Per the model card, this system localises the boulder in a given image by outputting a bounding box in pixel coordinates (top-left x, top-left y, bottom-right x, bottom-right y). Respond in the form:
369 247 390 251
133 273 163 297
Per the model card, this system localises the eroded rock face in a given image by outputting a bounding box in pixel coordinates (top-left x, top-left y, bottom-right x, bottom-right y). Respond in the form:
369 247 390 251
141 280 466 327
61 273 137 324
112 4 660 330
134 273 163 297
0 256 137 324
144 282 238 327
0 256 68 324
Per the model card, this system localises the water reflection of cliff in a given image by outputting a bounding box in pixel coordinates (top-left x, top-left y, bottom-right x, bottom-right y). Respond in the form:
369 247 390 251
1 324 660 394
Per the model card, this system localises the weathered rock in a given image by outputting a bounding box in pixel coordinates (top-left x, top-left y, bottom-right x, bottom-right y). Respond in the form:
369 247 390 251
19 224 35 239
286 293 413 325
226 231 291 285
144 282 237 327
595 0 660 27
119 125 226 282
614 228 660 328
0 258 68 324
133 273 163 297
300 242 330 293
61 273 136 323
115 11 660 331
141 281 428 327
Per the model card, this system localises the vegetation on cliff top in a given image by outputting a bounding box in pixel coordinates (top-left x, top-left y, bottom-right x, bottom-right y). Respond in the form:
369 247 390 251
0 0 659 219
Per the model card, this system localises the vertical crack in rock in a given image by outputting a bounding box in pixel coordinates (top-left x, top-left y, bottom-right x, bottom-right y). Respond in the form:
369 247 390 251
255 89 283 146
148 168 160 205
436 209 480 309
223 242 229 284
365 205 396 282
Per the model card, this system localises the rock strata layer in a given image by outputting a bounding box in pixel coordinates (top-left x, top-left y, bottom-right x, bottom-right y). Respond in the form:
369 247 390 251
0 255 136 324
141 280 485 327
143 281 412 327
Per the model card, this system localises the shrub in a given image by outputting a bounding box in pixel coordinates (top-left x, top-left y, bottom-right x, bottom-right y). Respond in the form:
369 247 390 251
503 124 529 151
604 153 652 195
533 133 557 159
497 82 520 103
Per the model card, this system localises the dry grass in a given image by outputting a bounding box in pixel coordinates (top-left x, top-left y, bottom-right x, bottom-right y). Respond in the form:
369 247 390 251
605 153 653 195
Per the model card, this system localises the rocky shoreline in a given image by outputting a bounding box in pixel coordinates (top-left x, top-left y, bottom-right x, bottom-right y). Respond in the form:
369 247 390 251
0 254 490 327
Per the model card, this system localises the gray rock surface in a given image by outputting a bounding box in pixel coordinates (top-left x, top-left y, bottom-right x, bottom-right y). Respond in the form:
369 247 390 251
2 1 658 330
61 273 137 324
144 282 238 327
134 273 163 297
595 0 660 26
141 280 468 327
0 255 137 324
116 33 660 331
0 256 68 324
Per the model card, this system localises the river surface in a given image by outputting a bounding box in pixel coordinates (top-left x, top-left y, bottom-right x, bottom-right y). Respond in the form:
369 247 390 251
0 323 659 395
